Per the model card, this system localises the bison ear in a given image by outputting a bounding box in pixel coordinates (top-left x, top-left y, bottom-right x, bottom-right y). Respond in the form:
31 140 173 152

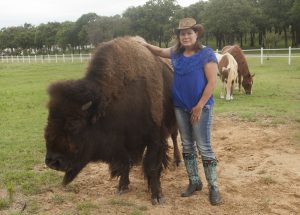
252 73 255 77
81 101 93 111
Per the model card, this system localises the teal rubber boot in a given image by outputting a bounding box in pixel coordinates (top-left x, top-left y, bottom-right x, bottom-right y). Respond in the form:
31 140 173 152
181 153 203 197
203 160 221 205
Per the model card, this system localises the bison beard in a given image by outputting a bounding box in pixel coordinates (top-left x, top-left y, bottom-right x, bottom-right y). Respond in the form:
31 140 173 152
44 37 178 204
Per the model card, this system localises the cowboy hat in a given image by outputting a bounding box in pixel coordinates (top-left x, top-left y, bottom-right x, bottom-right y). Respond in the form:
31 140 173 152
174 18 204 36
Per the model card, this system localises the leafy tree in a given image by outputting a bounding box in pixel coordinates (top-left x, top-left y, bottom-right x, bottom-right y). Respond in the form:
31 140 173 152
110 15 131 38
0 31 3 51
0 27 19 53
86 16 115 46
180 1 207 23
124 0 179 47
56 21 76 52
0 0 298 53
14 24 35 54
265 29 281 49
35 22 61 54
75 13 99 50
290 0 300 46
123 6 148 37
203 0 255 49
259 0 294 47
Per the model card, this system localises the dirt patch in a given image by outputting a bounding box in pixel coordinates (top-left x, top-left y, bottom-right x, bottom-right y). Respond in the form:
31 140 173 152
3 116 300 214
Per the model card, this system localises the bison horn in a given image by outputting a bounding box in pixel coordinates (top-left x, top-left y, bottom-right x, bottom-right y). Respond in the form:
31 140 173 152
81 101 92 111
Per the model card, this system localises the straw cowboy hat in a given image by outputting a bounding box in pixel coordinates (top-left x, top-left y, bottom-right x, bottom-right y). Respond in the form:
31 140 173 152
175 17 205 37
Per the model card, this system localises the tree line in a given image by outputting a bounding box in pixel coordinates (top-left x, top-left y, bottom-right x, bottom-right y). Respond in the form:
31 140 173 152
0 0 299 55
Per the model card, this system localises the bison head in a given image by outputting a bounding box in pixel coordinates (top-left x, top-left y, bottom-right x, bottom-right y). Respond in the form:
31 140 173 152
242 73 255 95
44 79 101 185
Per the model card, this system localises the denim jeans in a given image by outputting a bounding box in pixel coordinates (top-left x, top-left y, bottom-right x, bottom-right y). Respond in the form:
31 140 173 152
174 105 216 160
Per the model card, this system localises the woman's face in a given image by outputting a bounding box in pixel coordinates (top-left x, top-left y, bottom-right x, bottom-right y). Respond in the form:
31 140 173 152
179 28 198 49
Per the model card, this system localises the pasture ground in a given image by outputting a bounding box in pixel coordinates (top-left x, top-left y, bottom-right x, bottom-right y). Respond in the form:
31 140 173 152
0 58 299 215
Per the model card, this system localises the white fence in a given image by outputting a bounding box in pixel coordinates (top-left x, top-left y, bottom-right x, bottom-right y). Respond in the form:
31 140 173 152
0 53 92 64
1 47 300 65
216 47 300 65
242 47 300 65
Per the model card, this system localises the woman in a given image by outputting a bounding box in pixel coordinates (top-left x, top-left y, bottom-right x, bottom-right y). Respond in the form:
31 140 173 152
139 17 221 205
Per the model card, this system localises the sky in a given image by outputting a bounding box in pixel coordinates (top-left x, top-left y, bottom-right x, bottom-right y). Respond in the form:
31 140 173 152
0 0 201 28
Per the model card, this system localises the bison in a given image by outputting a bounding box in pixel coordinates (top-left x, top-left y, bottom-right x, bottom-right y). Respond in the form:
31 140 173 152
44 36 179 204
222 45 255 94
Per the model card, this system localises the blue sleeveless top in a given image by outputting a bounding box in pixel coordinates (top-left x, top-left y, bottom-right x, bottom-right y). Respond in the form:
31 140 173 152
170 46 217 111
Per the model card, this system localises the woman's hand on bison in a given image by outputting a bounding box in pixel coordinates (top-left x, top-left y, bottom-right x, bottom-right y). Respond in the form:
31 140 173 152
132 36 148 46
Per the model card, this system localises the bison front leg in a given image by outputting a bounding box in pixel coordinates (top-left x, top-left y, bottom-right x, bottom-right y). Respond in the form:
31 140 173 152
109 154 131 194
117 165 130 194
171 130 181 167
143 140 168 205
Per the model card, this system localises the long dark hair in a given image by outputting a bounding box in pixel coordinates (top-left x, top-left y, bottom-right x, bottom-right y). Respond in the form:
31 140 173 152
173 26 204 54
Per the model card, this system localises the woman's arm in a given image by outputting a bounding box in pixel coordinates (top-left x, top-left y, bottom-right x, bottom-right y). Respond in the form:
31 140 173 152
191 61 218 123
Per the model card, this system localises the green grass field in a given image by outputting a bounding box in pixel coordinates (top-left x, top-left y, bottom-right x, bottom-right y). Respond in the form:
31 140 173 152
214 58 300 124
0 58 300 212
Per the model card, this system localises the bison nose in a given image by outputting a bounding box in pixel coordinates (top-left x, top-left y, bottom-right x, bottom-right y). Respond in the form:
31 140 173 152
45 155 63 170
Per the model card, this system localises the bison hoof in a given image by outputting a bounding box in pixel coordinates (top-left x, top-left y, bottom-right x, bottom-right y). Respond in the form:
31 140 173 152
173 159 181 167
116 186 129 195
116 189 129 195
151 196 165 205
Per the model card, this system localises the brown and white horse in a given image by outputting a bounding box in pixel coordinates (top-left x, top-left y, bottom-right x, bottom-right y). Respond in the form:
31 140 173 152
216 53 238 100
222 45 255 94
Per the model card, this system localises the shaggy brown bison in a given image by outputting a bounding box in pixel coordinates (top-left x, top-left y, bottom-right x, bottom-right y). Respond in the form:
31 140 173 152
222 45 255 94
44 36 179 204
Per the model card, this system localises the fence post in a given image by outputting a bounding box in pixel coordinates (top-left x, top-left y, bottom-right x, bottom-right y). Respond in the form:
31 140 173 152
63 54 65 63
35 55 37 63
80 53 82 63
89 53 92 61
55 54 58 63
288 46 291 65
11 55 13 63
71 54 74 63
22 55 25 63
48 54 50 63
28 55 31 63
41 55 43 63
260 47 263 65
1 55 3 63
17 55 19 63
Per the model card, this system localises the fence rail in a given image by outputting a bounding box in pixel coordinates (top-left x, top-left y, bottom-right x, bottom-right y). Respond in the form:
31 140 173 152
1 47 300 65
215 47 300 65
0 53 92 64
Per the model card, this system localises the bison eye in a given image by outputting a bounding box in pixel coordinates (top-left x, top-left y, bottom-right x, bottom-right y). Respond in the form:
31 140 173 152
68 143 78 153
64 119 85 134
